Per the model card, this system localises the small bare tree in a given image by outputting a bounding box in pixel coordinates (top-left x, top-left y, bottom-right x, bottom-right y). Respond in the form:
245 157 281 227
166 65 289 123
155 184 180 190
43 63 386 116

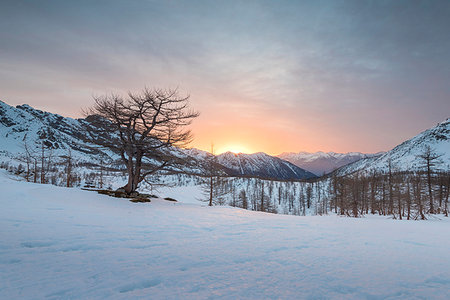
85 88 199 194
38 141 53 184
60 148 74 187
200 144 228 206
417 146 443 214
19 138 34 182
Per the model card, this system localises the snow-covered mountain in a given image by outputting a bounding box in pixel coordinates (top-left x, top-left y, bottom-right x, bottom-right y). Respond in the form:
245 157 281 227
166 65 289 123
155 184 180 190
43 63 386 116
336 119 450 175
215 151 317 180
0 100 105 161
0 100 315 180
278 151 383 176
183 149 316 180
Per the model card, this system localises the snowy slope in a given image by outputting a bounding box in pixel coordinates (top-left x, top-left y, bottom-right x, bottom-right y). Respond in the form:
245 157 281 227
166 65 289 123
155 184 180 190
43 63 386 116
216 151 317 180
278 151 383 176
0 100 105 161
1 170 449 299
337 119 450 175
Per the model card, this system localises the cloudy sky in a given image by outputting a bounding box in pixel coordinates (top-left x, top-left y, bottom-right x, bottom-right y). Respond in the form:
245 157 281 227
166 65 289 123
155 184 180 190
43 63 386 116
1 0 449 154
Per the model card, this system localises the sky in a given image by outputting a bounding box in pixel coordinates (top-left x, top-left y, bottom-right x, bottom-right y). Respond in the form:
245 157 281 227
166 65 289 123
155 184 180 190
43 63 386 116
1 0 449 155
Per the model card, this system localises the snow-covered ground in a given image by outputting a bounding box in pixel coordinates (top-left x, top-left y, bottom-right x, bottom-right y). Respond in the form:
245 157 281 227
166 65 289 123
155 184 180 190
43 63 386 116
1 170 449 299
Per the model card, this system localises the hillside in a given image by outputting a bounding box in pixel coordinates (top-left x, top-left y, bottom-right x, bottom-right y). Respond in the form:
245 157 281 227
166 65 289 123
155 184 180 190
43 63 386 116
278 151 382 176
216 151 317 180
337 119 450 175
0 100 102 161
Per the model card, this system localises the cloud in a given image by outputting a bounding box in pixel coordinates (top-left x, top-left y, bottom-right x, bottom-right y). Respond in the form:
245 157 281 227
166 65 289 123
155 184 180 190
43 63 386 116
0 0 449 153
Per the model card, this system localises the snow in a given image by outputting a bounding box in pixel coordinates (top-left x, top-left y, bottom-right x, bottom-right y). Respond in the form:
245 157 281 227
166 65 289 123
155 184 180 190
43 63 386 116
0 100 108 162
1 170 450 299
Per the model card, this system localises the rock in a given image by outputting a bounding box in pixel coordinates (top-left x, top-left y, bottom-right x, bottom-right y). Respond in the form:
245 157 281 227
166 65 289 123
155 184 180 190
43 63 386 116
130 197 151 203
163 197 177 202
129 191 139 197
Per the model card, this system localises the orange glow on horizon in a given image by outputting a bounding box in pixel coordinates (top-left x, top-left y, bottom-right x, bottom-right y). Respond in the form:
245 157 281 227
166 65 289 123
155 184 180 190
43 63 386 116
186 98 392 156
215 145 252 155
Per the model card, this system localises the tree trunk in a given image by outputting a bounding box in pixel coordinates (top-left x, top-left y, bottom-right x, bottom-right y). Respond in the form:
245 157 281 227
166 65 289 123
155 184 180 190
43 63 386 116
406 181 411 220
444 174 449 217
208 176 213 206
397 185 402 220
427 163 434 214
33 159 38 183
40 143 45 184
124 159 136 194
260 181 264 212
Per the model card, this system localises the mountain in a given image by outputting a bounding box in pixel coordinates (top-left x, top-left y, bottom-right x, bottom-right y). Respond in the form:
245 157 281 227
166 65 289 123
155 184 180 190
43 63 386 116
215 151 317 180
0 100 105 161
278 151 383 176
0 100 315 180
336 119 450 175
184 149 316 180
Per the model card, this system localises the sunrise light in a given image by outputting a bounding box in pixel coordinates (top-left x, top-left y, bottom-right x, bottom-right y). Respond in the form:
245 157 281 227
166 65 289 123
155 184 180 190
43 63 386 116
215 145 251 155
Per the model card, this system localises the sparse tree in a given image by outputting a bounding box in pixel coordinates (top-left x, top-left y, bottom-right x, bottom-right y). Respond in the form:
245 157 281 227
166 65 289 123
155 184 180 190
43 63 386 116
20 138 35 182
239 189 248 209
417 146 443 214
306 184 312 209
39 141 53 184
201 144 229 206
60 148 74 187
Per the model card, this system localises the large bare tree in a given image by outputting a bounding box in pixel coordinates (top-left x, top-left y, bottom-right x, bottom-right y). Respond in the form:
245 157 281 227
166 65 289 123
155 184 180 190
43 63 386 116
85 88 199 194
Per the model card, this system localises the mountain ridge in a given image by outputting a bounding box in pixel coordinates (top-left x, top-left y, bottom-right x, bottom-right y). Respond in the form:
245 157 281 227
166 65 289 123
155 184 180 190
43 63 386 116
335 118 450 175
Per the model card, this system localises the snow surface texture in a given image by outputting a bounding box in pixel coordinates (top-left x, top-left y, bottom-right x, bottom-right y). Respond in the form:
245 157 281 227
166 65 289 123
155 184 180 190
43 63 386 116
1 170 449 299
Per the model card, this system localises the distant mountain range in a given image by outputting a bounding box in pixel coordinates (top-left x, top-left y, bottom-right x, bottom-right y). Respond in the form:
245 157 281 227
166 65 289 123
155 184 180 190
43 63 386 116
0 100 315 180
278 151 383 176
185 149 316 180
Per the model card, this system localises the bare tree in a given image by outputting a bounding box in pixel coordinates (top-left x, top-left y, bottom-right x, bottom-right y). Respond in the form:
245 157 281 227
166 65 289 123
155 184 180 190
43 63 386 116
405 178 412 220
387 158 394 215
238 189 248 209
417 146 443 214
444 173 449 217
60 148 74 187
39 141 53 184
85 88 199 194
201 144 228 206
21 137 39 183
20 138 35 182
97 152 112 189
